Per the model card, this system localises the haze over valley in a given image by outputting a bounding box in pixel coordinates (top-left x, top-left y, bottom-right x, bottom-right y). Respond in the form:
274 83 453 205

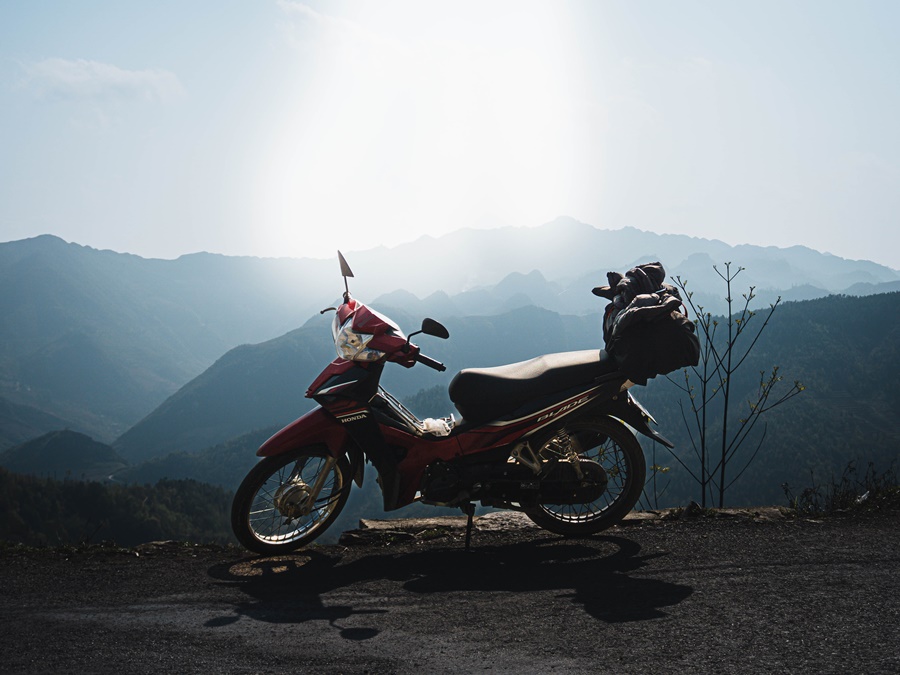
2 220 898 444
2 221 899 543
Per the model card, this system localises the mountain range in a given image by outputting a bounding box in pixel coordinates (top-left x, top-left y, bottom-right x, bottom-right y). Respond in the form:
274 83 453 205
2 217 900 541
2 220 899 496
4 290 898 538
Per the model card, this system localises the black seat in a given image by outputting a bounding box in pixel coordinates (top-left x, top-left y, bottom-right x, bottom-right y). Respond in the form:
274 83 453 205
448 350 620 424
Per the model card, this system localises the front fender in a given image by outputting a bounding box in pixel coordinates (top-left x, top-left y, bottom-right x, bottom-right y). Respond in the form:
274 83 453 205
257 407 352 458
257 407 365 487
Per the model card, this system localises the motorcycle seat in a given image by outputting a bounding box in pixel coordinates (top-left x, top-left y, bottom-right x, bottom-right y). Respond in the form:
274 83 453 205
448 349 622 424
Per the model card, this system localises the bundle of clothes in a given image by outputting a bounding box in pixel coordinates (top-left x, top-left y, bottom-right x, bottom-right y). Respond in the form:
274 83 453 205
592 262 700 384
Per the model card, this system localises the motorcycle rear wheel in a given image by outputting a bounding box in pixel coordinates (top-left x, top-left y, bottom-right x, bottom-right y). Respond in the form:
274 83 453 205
524 415 646 536
231 449 351 555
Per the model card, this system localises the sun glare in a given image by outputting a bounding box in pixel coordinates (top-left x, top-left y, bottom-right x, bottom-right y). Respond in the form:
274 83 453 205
250 1 584 259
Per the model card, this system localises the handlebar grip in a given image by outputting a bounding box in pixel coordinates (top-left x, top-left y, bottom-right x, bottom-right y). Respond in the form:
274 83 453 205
415 353 446 372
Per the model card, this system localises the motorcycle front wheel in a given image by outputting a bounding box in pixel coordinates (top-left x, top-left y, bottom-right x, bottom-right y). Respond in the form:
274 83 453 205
524 415 646 536
231 449 351 555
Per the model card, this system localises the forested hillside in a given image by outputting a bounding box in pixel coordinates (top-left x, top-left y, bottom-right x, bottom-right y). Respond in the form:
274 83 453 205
634 292 900 507
0 469 232 547
0 430 126 481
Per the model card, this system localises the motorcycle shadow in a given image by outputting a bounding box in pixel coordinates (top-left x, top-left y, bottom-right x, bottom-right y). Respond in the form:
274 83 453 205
207 533 693 633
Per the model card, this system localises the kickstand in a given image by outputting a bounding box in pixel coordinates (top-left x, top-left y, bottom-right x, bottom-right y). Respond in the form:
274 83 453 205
461 503 476 552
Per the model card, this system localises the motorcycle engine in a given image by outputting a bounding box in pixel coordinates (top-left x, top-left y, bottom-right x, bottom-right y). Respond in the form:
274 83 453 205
421 461 463 504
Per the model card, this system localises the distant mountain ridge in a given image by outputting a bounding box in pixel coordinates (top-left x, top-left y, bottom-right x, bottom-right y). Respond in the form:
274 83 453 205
0 235 333 442
2 222 897 447
346 219 897 298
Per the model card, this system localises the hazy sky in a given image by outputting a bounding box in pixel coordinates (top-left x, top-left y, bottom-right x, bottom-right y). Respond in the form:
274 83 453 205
1 1 898 268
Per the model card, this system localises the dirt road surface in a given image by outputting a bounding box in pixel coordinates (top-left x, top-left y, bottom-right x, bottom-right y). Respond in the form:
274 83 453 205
2 508 899 674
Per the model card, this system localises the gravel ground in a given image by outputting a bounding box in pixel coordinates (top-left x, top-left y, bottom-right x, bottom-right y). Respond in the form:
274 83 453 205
1 508 899 674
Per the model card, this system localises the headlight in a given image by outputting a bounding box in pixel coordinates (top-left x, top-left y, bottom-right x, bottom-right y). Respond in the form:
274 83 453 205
333 317 385 362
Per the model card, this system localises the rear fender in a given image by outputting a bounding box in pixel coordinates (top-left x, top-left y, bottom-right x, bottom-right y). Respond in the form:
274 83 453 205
595 392 675 448
257 407 365 488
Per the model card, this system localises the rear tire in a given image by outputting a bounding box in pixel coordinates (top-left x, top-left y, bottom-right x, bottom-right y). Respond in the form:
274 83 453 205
231 449 351 555
525 415 646 536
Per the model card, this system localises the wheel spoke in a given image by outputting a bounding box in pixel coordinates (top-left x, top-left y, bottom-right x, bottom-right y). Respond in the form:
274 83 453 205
240 452 347 546
530 418 644 530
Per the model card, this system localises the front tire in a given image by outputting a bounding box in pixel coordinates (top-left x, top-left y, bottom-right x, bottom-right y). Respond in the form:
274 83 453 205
231 449 351 555
525 415 646 536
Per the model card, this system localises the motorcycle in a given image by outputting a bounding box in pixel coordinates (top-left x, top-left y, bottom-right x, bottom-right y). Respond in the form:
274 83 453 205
231 253 674 554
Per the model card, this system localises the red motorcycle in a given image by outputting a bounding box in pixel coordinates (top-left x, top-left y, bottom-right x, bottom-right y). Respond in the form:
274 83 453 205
231 253 674 554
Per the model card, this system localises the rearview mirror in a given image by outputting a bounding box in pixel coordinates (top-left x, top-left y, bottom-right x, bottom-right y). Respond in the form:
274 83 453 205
420 318 450 340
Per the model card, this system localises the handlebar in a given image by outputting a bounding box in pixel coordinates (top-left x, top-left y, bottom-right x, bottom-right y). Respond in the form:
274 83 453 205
415 352 447 372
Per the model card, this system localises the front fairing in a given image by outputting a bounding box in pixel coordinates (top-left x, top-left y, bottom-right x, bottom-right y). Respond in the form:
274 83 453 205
306 358 359 398
307 299 413 402
307 359 384 402
349 303 404 339
332 299 417 367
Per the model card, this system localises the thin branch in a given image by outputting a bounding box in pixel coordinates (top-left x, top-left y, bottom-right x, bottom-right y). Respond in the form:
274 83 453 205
726 424 769 491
